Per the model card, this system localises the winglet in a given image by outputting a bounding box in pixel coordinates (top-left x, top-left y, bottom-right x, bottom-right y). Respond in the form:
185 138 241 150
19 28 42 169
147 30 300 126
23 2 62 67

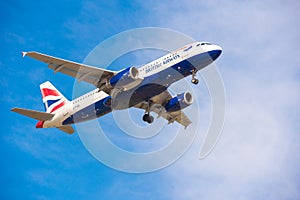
21 52 27 58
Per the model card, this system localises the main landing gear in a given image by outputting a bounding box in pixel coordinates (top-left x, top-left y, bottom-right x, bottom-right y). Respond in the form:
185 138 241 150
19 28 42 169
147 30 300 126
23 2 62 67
143 113 154 124
142 100 154 124
191 68 199 85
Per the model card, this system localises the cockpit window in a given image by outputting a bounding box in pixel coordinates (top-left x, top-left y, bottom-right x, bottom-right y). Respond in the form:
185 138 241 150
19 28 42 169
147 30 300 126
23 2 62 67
196 42 213 47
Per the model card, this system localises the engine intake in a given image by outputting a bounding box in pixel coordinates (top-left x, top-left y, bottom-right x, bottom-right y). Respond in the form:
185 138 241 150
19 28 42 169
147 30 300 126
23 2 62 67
106 67 143 91
165 92 193 112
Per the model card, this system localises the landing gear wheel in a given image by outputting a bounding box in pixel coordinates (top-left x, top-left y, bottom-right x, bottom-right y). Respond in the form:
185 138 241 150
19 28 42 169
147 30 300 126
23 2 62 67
142 100 154 124
191 68 199 85
148 116 154 124
143 114 149 122
143 114 154 124
191 78 199 85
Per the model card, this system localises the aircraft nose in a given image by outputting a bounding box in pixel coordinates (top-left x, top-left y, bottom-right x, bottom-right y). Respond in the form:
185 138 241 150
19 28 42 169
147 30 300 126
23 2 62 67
208 45 222 60
215 44 223 52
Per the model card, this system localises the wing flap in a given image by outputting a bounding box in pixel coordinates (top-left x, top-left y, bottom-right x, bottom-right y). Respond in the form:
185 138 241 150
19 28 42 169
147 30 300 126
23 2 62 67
152 106 192 128
11 108 54 121
167 111 192 128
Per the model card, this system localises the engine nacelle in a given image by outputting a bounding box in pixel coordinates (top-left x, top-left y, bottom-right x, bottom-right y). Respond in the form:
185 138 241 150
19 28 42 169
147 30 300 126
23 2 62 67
106 67 143 91
102 96 112 107
165 92 193 112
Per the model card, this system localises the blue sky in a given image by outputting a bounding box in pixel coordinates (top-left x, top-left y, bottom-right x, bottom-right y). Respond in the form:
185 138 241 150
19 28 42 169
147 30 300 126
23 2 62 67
1 0 300 199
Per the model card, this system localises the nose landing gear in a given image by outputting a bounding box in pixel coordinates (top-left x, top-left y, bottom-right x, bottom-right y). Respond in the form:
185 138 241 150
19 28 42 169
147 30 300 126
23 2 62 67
191 68 199 85
191 78 199 85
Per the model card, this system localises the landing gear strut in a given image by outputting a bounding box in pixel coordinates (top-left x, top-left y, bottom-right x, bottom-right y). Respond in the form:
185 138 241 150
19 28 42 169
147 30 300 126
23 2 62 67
142 100 154 124
191 68 199 85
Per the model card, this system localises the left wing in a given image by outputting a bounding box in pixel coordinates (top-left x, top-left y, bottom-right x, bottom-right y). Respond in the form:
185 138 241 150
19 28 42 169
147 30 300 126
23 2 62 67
22 52 117 92
134 90 192 128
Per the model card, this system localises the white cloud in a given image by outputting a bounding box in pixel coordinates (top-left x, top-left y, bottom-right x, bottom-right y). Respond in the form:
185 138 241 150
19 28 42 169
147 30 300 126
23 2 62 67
164 74 300 199
132 1 300 199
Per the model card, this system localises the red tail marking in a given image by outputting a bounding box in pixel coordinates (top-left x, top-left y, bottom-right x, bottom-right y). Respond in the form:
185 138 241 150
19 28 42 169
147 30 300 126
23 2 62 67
41 88 60 98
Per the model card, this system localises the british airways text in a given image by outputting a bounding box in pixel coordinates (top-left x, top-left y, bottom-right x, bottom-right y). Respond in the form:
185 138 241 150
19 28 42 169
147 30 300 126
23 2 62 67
145 54 180 74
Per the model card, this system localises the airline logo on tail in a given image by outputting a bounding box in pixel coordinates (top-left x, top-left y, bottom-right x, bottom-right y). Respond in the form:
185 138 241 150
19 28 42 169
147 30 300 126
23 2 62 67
40 81 68 113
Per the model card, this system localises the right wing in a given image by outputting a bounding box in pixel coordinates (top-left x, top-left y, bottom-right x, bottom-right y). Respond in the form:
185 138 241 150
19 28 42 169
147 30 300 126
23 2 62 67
134 90 192 128
11 108 54 121
152 105 192 128
22 51 117 92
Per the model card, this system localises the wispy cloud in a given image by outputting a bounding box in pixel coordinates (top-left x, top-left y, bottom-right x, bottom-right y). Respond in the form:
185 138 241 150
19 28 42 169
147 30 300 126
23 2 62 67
6 122 93 168
4 1 300 199
57 1 300 198
165 75 300 199
126 1 300 199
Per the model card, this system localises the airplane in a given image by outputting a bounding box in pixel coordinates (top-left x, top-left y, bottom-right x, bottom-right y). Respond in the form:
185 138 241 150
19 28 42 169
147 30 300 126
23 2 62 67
11 42 222 134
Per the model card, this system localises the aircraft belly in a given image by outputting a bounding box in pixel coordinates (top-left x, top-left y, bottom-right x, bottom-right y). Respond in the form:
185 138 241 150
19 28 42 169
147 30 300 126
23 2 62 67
111 83 167 110
110 59 194 110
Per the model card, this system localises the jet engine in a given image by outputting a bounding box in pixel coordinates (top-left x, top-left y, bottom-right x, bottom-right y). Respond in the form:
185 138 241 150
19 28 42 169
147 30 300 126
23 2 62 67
106 67 143 91
165 92 193 112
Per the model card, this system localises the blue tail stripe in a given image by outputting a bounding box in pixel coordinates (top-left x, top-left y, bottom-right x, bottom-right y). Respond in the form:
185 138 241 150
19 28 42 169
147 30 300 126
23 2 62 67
46 99 61 107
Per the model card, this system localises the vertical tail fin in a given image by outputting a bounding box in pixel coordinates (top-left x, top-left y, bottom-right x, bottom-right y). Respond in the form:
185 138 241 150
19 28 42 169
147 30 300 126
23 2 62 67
40 81 69 113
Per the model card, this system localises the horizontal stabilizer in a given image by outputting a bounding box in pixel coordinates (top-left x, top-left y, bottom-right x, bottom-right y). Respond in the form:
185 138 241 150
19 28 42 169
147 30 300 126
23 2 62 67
11 107 54 121
57 126 74 134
